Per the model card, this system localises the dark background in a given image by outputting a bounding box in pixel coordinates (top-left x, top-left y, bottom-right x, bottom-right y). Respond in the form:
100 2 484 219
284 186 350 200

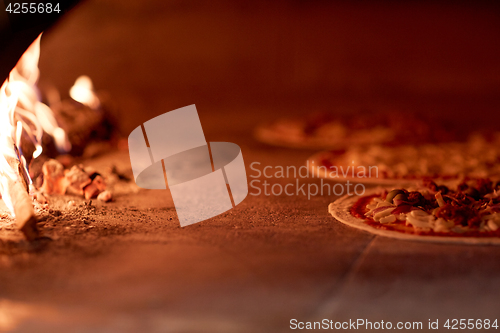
37 0 500 135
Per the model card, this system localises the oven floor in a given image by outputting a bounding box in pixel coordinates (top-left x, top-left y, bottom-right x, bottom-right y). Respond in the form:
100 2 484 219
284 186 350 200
1 114 499 332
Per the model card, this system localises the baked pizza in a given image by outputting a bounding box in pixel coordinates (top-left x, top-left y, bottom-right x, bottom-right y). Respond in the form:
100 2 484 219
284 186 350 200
328 179 500 244
255 110 455 149
309 133 500 185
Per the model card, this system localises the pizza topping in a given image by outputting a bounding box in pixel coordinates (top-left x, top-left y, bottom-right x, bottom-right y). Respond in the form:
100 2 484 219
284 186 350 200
435 192 445 207
259 109 458 150
406 211 433 230
379 215 397 224
385 189 406 203
363 178 500 235
321 133 500 180
373 206 396 221
390 204 413 215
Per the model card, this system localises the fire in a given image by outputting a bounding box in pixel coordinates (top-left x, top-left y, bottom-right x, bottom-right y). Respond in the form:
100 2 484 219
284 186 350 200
69 75 100 109
0 34 97 218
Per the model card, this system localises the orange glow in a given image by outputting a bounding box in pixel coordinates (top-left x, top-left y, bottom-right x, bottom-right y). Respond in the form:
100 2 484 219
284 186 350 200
0 34 72 216
69 75 100 109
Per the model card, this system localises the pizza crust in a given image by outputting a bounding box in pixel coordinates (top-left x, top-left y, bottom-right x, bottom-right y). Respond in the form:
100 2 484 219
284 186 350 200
254 123 345 150
307 152 419 186
329 188 500 245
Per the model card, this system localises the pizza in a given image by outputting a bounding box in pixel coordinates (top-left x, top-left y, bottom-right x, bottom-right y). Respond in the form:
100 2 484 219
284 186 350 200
308 133 500 185
328 178 500 244
255 110 456 149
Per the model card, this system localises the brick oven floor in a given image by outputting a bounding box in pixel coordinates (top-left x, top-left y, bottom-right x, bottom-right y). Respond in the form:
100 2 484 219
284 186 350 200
1 110 499 332
1 0 500 332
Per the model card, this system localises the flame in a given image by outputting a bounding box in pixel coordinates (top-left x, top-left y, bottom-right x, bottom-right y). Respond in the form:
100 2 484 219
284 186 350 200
0 34 72 216
69 75 100 109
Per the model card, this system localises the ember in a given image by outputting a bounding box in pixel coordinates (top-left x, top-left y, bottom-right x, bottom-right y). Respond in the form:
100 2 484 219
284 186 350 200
38 159 111 201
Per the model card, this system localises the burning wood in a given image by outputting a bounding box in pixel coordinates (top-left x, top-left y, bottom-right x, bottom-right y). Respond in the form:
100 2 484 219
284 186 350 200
0 33 116 240
0 36 50 240
83 174 106 200
65 165 91 195
7 175 38 241
0 34 117 240
97 190 112 202
40 159 67 195
0 139 38 240
39 159 112 201
44 75 118 158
